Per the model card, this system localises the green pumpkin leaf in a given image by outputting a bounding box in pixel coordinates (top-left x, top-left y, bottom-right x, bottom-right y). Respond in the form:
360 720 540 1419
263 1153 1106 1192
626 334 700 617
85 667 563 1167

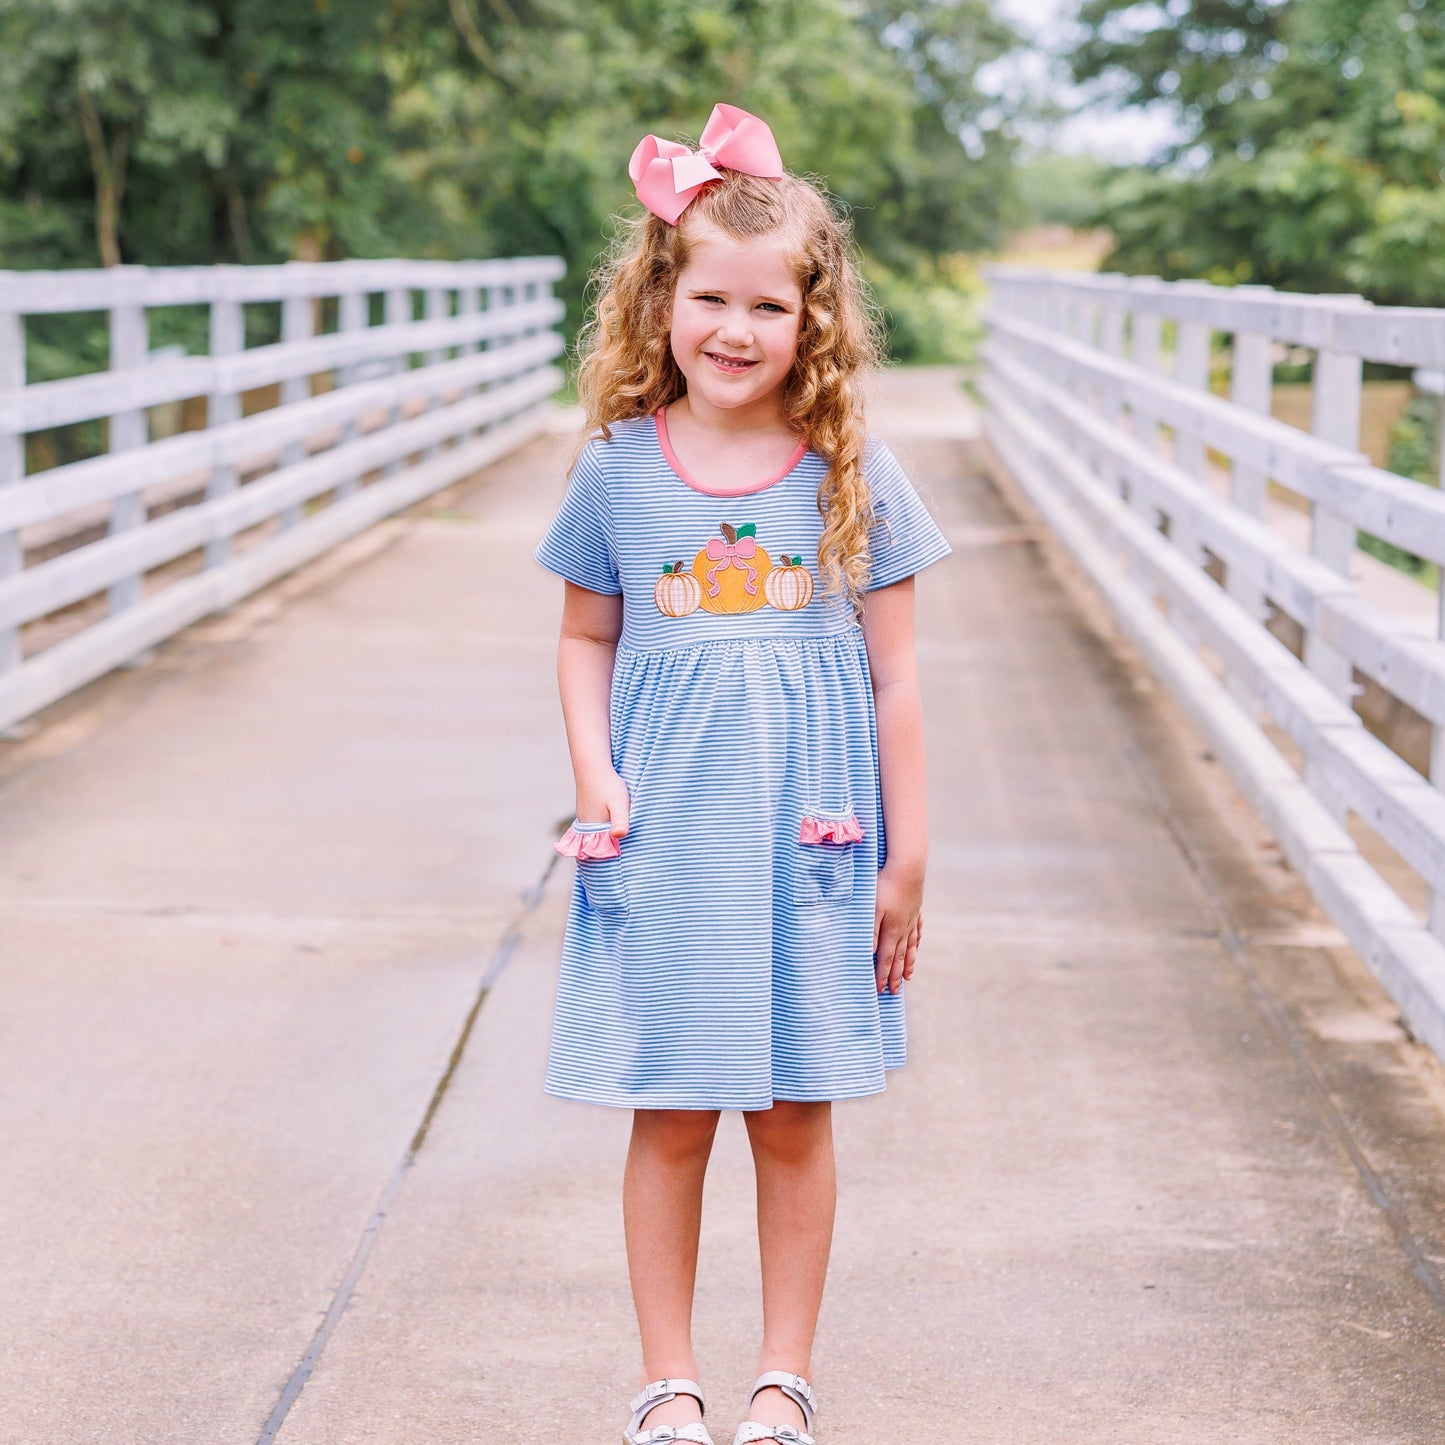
735 522 757 540
662 563 673 573
792 555 803 566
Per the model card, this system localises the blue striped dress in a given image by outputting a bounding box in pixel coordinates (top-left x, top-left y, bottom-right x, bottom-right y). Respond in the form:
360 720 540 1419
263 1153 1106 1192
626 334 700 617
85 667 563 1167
533 408 952 1110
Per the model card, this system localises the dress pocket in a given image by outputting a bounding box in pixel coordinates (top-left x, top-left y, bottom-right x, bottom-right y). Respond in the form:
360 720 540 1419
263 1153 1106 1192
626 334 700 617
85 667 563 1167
796 810 864 905
555 820 629 915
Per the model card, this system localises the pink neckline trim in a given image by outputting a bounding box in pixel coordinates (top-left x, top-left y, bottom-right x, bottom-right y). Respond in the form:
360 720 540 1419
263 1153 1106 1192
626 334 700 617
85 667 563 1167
655 406 809 497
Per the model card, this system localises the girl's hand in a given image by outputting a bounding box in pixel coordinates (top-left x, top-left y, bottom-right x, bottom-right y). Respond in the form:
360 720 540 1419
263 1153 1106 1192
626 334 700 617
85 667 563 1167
575 769 631 839
874 861 924 995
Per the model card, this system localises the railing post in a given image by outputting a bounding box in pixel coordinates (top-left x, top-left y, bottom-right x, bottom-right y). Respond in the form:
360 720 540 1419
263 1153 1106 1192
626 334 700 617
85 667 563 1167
424 285 448 458
1099 303 1125 382
1113 281 1163 569
1228 304 1273 519
1048 280 1069 338
1299 299 1368 822
1128 282 1163 463
480 277 515 434
1173 298 1211 480
336 289 368 486
1435 382 1445 939
106 284 148 617
205 277 243 571
0 306 22 680
279 278 314 529
457 284 482 440
383 284 411 476
1165 296 1211 633
425 286 448 367
1074 291 1101 408
1436 571 1445 937
1305 313 1365 703
1216 305 1275 713
458 283 480 358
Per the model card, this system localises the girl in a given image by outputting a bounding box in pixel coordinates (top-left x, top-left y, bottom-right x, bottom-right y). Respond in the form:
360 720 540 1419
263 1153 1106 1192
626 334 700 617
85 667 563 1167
533 104 952 1445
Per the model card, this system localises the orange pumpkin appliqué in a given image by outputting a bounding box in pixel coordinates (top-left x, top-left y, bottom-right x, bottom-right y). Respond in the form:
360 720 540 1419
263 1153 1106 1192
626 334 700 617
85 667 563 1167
657 523 816 617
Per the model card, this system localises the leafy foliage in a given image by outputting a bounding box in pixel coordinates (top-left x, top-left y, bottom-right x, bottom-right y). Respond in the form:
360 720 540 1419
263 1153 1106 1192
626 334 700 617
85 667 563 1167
1069 0 1445 303
1388 392 1441 489
1012 151 1115 230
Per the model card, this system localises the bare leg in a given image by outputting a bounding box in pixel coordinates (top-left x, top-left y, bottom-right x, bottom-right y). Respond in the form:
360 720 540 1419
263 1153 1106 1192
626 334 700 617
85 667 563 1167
742 1100 836 1433
624 1108 721 1431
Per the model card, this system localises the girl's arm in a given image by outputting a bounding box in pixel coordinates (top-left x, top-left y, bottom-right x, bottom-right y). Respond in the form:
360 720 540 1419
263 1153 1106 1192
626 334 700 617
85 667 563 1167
860 575 926 995
558 580 631 836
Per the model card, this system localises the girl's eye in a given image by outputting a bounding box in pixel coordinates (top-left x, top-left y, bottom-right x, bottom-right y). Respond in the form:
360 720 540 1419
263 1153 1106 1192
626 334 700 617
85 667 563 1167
691 295 787 311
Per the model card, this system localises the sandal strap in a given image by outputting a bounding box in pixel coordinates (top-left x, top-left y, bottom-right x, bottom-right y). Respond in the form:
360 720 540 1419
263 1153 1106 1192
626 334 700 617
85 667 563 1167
627 1378 708 1438
732 1426 814 1445
749 1372 817 1432
630 1427 714 1445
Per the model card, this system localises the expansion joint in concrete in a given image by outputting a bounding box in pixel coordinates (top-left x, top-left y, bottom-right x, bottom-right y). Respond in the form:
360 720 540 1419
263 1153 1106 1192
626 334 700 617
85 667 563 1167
254 849 562 1445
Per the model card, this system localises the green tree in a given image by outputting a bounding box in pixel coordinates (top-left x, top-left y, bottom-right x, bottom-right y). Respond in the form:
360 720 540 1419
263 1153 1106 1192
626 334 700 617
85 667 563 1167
1069 0 1445 303
1070 0 1286 146
0 0 415 268
0 1 231 267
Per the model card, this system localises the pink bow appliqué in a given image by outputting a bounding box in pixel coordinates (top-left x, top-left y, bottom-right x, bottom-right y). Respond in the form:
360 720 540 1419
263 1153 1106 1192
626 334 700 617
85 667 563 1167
704 534 759 598
629 103 784 225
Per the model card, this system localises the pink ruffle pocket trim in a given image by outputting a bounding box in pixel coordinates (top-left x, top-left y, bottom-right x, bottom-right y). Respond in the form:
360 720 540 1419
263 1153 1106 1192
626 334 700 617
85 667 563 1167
799 814 865 845
554 825 621 860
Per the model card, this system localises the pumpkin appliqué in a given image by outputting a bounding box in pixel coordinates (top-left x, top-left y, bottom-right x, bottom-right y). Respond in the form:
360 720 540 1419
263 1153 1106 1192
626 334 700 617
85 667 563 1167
657 521 818 618
655 560 702 617
693 522 772 614
764 555 814 611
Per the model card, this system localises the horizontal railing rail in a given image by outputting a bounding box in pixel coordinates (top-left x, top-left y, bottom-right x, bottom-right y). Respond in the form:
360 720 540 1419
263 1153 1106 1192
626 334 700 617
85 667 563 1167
0 257 565 733
982 267 1445 1063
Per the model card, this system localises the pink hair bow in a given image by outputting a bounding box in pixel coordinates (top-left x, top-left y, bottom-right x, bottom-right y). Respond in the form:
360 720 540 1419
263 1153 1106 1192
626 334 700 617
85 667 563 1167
629 103 784 225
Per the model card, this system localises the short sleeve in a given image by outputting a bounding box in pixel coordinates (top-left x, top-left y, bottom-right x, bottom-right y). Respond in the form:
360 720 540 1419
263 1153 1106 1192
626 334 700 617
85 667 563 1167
533 442 622 595
864 439 953 591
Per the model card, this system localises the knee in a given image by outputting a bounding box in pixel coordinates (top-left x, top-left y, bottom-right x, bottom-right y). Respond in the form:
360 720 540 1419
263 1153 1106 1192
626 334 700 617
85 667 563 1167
632 1108 721 1164
745 1100 833 1167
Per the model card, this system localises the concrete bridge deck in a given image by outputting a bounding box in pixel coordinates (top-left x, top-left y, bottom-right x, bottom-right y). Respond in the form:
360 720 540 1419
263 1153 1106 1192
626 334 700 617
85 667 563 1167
2 370 1443 1444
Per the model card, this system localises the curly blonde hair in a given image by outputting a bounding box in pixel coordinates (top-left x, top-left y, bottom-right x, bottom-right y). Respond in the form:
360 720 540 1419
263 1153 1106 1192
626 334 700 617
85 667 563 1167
575 166 885 609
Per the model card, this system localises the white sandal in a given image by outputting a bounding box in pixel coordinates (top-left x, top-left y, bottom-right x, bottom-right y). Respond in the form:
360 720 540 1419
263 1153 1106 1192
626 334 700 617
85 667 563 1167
624 1377 716 1445
731 1371 818 1445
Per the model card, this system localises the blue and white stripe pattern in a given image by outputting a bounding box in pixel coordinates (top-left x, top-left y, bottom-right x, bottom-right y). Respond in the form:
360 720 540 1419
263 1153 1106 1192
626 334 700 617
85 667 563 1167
534 412 952 1110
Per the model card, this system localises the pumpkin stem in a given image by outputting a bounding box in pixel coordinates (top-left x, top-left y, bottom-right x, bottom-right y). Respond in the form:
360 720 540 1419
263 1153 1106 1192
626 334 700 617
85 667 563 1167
720 522 737 544
675 559 685 573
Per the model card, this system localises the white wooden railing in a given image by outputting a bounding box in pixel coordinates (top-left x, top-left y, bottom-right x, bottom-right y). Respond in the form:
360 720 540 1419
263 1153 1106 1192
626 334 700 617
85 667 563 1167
981 268 1445 1061
0 257 565 733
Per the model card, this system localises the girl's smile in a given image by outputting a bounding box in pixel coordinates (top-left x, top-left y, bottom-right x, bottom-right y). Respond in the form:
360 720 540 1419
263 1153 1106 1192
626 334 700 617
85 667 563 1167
669 227 803 424
705 350 758 374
